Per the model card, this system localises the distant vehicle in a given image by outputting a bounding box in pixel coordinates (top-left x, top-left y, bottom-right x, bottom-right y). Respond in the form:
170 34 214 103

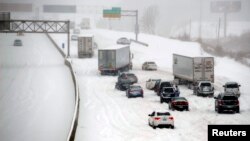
71 35 78 41
223 82 241 97
142 62 157 70
93 42 98 49
169 97 189 111
115 81 131 91
73 28 80 34
116 37 130 45
98 45 132 75
78 35 94 58
126 85 143 98
173 54 214 88
80 18 90 29
13 39 22 46
155 81 179 96
193 81 214 97
160 87 177 103
148 111 174 129
118 72 138 84
214 92 240 113
146 79 161 90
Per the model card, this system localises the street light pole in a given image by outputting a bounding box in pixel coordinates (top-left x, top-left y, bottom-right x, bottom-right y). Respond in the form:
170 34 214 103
199 0 202 41
135 10 139 41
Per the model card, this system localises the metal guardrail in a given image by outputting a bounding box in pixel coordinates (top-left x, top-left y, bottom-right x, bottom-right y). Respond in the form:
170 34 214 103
46 33 79 141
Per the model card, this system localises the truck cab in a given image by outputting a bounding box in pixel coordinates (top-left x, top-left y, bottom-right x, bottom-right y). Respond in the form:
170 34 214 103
223 82 241 97
194 81 214 97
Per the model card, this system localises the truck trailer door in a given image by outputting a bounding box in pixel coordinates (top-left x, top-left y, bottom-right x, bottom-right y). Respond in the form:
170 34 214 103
204 57 214 82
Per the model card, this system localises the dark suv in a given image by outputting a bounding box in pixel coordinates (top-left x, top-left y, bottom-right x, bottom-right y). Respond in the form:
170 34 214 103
115 81 131 91
160 87 177 103
214 93 240 113
155 81 179 96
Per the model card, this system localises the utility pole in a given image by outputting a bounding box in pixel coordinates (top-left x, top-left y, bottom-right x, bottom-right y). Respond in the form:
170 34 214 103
67 20 70 57
223 12 227 38
199 0 202 41
217 17 221 47
135 10 139 41
189 18 192 40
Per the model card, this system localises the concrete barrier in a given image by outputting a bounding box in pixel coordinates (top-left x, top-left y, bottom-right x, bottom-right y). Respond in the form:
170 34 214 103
46 33 79 141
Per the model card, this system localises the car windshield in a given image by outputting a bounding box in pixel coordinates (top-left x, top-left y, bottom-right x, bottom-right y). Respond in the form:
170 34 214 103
173 97 186 101
126 74 135 77
130 86 141 90
161 82 172 88
223 96 237 100
148 62 155 64
163 88 174 93
157 112 170 116
226 84 238 88
201 83 211 87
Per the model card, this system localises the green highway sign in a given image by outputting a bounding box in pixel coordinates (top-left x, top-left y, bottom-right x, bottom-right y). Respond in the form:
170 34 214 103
103 7 121 18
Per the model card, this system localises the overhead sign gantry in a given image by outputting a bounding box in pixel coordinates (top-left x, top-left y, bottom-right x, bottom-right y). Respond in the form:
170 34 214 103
0 15 71 57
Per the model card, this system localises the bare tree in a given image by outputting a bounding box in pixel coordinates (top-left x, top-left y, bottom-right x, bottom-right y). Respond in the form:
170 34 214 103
141 5 159 34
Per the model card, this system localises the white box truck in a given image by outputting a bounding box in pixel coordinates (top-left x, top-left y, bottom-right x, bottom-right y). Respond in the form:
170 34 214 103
78 34 94 58
173 54 215 96
98 45 132 75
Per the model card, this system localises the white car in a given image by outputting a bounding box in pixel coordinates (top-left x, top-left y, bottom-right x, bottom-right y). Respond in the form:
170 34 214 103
73 28 80 34
71 35 78 41
116 37 130 45
142 62 157 70
148 111 174 129
146 79 161 90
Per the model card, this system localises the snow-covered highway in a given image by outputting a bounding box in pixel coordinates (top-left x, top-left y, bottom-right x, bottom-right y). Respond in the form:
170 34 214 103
0 33 75 141
51 29 250 141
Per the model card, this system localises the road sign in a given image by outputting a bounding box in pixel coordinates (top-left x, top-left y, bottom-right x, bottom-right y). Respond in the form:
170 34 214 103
210 1 241 13
103 7 121 18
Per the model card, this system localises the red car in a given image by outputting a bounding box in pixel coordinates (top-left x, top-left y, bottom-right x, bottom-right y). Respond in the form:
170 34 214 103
169 97 189 111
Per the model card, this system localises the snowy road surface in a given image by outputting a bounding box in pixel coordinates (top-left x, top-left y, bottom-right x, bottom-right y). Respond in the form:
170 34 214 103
0 33 75 141
52 29 250 141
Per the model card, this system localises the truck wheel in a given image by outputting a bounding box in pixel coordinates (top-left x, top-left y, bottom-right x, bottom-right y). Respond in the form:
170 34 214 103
197 92 200 96
160 98 163 103
218 108 222 113
236 107 240 113
170 125 175 129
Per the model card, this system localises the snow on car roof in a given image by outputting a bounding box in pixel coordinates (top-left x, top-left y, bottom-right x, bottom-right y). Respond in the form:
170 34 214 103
225 82 239 85
153 110 171 114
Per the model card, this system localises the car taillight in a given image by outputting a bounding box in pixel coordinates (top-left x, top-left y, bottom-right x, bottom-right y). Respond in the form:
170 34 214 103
169 116 174 120
236 100 239 105
154 117 161 120
218 100 223 105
